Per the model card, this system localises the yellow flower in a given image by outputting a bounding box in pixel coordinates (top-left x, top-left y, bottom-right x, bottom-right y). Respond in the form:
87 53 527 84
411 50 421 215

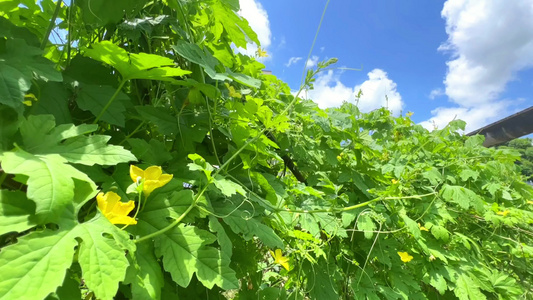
497 210 510 217
130 165 173 196
397 251 413 263
527 200 533 205
406 112 414 117
97 192 137 225
391 179 398 184
224 83 241 98
270 249 290 271
256 47 268 58
418 223 429 231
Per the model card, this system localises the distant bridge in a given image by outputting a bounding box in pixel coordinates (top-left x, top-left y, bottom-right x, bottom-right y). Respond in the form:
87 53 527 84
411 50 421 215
467 106 533 147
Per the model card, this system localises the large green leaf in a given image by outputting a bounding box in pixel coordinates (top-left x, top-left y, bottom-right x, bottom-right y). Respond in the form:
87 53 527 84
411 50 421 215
18 115 136 166
453 273 487 300
76 215 135 300
220 209 284 249
0 228 78 300
0 213 135 300
76 84 130 126
77 0 147 26
210 0 259 48
84 41 191 81
155 224 239 290
129 243 164 300
0 190 36 235
440 184 485 211
172 41 229 81
0 150 97 221
0 39 60 112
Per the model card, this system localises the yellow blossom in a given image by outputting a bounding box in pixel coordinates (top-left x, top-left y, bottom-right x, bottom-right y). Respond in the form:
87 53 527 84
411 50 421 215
97 191 137 225
406 112 414 117
224 83 242 98
391 179 398 184
497 210 510 217
270 249 290 271
527 200 533 205
130 165 173 196
256 47 268 58
418 223 429 231
397 251 413 263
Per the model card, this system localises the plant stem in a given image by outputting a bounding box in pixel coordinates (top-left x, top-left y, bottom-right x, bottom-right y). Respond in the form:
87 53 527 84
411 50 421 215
41 0 63 50
93 80 126 124
278 192 437 214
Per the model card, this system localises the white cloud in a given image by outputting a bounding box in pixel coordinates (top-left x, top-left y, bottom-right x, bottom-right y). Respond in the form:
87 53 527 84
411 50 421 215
429 88 444 99
303 69 404 115
424 0 533 130
285 57 303 67
238 0 272 56
305 55 319 68
420 101 512 132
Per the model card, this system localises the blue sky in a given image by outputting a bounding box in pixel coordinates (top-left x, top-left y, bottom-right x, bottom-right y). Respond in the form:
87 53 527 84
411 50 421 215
239 0 533 132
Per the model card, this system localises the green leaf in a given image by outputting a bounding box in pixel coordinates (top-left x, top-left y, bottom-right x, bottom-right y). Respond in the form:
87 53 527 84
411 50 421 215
19 115 136 166
357 214 376 239
208 216 233 259
400 211 420 239
46 135 137 166
0 228 78 300
0 190 36 235
428 267 448 295
210 1 259 48
155 224 239 290
430 225 449 242
453 273 486 300
172 41 228 81
76 84 130 126
77 0 146 26
127 138 173 166
130 243 164 300
84 41 191 81
32 82 72 124
308 260 339 299
213 175 246 197
0 212 135 300
220 209 284 249
440 184 484 211
76 215 135 300
0 150 97 221
135 106 178 136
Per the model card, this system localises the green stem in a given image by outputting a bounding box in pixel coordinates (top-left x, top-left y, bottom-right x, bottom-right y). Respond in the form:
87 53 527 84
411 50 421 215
119 121 146 145
93 80 126 124
0 172 7 187
299 0 331 88
122 192 142 230
41 0 63 50
278 192 437 214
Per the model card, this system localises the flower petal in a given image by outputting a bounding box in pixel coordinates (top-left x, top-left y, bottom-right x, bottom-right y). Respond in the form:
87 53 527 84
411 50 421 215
130 165 145 183
144 166 163 180
158 174 173 187
143 180 160 196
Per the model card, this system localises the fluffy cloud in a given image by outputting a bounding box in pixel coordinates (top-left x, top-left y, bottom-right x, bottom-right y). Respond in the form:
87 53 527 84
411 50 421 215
420 101 513 132
238 0 272 56
303 68 404 115
424 0 533 130
305 56 319 68
285 57 303 67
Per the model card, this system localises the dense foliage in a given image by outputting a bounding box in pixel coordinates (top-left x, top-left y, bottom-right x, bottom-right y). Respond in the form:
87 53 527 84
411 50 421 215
1 1 532 299
501 138 533 180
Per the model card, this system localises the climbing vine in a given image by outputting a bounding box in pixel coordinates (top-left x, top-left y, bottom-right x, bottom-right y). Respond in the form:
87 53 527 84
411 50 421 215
0 1 532 299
